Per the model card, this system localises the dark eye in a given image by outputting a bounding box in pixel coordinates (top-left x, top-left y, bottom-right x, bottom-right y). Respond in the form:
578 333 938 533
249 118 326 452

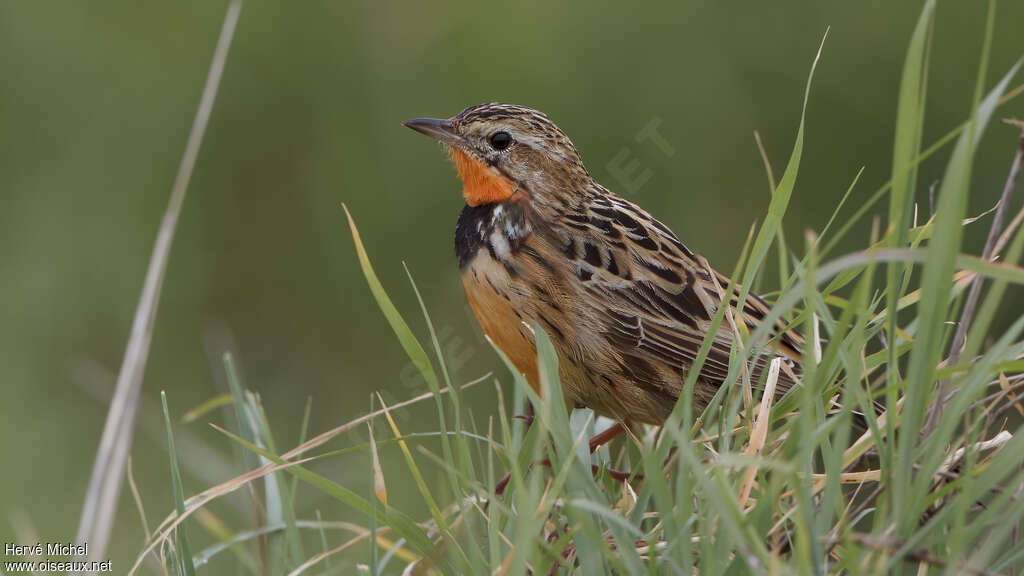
489 131 512 151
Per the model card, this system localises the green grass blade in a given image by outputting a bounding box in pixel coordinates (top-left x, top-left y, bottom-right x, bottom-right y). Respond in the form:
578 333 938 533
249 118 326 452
224 353 302 571
754 130 792 293
223 353 258 469
402 264 472 500
741 29 826 289
884 0 934 494
252 395 304 570
343 205 441 400
896 42 1022 536
530 327 608 572
315 509 333 574
888 0 934 255
344 207 471 570
290 396 313 506
161 392 196 576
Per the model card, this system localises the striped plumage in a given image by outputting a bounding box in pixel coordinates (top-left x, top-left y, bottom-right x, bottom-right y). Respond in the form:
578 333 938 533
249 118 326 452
406 103 803 425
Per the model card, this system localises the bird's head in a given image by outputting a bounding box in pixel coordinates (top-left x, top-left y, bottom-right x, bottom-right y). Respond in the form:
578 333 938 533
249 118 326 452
404 103 588 206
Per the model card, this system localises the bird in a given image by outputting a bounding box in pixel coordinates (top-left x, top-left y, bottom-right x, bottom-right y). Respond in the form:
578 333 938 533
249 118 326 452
404 103 803 426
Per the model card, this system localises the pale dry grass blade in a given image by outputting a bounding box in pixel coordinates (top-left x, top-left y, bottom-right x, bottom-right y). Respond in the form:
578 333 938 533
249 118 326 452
285 530 375 576
126 457 158 574
998 372 1024 417
190 520 371 567
738 357 781 508
73 0 243 564
812 313 822 365
368 422 388 506
937 431 1013 476
992 202 1024 259
810 470 882 487
281 372 487 460
7 508 40 550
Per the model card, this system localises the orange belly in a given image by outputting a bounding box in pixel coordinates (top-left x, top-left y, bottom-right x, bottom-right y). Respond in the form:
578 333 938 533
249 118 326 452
461 271 540 392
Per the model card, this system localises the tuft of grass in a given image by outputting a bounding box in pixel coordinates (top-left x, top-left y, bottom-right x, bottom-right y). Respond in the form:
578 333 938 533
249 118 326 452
127 3 1024 574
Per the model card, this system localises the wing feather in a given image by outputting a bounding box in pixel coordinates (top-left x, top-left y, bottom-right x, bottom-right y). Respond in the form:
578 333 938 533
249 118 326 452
553 189 802 398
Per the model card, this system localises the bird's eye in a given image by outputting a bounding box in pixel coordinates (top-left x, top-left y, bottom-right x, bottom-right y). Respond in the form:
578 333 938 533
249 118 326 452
489 131 512 151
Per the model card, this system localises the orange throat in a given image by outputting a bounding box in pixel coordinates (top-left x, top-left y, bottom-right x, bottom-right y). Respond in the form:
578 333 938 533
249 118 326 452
448 146 516 206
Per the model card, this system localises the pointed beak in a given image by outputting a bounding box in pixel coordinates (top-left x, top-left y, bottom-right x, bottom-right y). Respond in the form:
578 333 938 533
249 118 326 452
403 117 462 146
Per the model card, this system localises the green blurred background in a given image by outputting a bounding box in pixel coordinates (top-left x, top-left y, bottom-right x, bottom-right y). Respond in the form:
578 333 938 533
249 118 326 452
1 0 1022 571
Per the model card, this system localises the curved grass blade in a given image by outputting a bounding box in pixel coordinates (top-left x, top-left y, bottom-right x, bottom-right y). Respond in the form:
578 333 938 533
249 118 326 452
741 29 827 290
342 205 441 397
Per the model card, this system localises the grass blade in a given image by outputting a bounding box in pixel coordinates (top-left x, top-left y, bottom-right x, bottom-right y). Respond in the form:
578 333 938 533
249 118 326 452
343 205 440 396
161 392 196 576
252 394 304 571
897 34 1022 536
741 29 826 289
73 0 242 563
883 0 934 492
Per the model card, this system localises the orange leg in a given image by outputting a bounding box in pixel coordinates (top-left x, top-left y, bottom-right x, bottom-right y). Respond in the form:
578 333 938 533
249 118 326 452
588 420 628 453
